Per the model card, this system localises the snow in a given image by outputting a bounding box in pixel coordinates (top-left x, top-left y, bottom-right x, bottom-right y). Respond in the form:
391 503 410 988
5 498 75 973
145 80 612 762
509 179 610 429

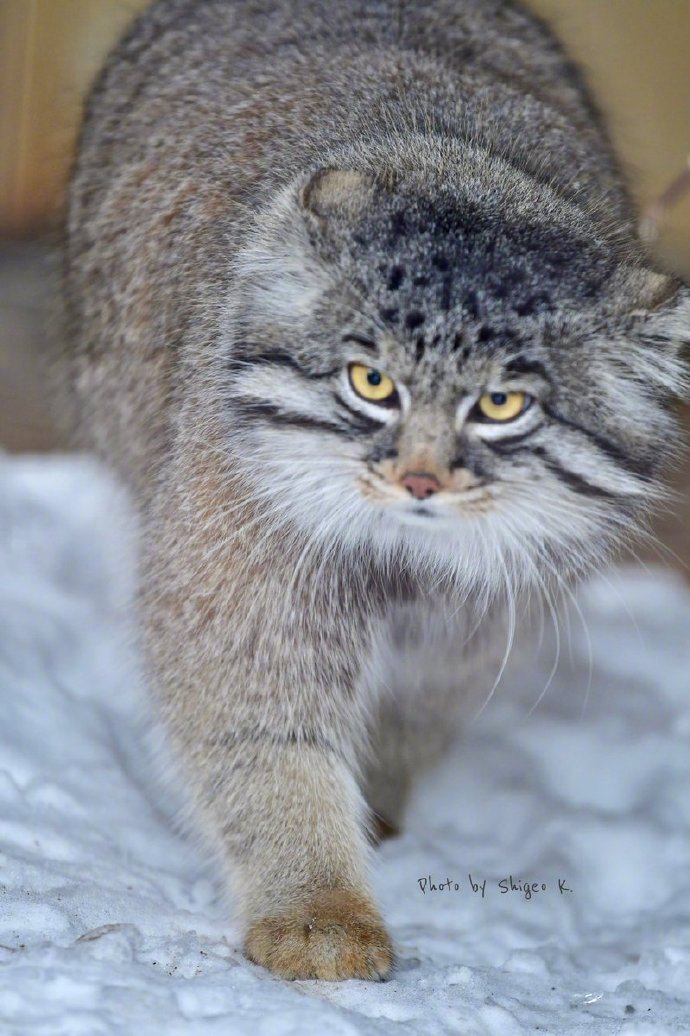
1 452 690 1035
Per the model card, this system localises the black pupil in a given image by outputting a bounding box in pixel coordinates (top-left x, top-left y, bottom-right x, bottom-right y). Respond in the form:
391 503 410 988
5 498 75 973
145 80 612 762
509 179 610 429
367 370 382 386
490 392 508 406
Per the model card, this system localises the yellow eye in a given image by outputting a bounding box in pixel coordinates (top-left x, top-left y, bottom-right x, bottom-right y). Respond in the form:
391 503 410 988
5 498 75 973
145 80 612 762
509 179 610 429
349 363 397 403
477 391 528 422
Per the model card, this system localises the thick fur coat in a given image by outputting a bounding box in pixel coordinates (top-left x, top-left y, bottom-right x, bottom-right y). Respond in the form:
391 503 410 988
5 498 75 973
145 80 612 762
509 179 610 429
62 0 688 979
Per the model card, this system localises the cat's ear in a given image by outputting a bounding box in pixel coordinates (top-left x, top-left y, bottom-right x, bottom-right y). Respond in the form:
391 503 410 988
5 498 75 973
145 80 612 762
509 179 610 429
299 168 378 221
630 269 690 359
635 270 682 311
619 269 690 400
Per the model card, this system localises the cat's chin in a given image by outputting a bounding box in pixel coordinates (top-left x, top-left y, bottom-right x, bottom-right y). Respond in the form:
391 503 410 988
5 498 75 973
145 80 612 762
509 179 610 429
384 501 490 535
390 505 461 530
377 506 490 573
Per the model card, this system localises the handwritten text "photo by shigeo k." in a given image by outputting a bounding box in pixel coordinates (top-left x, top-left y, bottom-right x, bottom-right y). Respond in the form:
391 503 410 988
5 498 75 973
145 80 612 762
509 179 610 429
417 875 573 900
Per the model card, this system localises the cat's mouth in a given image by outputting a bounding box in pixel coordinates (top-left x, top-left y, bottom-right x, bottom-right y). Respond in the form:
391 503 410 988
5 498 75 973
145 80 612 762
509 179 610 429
357 473 494 523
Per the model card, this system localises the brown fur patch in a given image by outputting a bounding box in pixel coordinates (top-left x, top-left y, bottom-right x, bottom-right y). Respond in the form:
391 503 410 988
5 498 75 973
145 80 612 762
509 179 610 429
244 888 394 981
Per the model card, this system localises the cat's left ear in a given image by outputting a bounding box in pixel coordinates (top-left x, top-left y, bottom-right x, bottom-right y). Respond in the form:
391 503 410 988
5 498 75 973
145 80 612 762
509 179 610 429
299 167 378 222
630 270 690 359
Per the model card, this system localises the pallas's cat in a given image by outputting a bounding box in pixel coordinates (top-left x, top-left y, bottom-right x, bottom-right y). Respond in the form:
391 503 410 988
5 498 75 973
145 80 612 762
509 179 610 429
63 0 688 980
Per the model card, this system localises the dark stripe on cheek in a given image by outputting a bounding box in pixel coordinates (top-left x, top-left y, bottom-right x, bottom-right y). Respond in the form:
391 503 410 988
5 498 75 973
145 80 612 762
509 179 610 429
482 426 541 451
234 400 352 436
532 446 623 499
335 396 389 434
543 404 651 478
228 349 340 380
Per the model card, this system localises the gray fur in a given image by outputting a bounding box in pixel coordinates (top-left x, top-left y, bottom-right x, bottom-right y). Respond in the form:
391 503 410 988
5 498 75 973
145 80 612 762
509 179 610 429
61 0 689 980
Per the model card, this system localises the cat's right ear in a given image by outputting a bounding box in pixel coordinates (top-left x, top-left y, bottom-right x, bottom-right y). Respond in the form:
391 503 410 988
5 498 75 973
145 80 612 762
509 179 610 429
299 168 378 222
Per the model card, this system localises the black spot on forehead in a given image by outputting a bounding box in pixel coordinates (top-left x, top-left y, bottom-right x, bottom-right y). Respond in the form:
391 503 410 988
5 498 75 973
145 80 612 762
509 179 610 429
363 192 614 308
389 209 408 242
405 310 425 330
388 264 405 290
379 306 399 324
514 292 551 317
464 290 481 321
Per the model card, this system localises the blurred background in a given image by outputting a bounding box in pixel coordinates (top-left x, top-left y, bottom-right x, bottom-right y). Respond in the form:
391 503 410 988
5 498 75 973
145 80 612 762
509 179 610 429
0 0 688 566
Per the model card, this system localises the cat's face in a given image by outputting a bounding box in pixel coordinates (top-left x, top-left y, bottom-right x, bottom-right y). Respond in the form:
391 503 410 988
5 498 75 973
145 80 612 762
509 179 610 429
226 159 688 592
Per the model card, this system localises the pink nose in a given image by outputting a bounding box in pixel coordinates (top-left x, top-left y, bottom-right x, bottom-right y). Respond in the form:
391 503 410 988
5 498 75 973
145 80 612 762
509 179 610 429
401 472 442 500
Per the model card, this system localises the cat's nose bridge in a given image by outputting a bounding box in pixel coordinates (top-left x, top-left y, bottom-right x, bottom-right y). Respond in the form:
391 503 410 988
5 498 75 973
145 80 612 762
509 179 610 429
369 407 458 494
393 410 455 480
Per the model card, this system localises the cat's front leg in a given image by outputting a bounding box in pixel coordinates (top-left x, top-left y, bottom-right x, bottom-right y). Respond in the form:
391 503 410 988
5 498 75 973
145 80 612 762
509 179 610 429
211 725 392 980
235 738 393 980
147 538 393 981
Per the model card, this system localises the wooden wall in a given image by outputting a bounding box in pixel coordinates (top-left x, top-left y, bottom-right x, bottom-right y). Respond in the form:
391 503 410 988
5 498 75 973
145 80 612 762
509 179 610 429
0 0 149 238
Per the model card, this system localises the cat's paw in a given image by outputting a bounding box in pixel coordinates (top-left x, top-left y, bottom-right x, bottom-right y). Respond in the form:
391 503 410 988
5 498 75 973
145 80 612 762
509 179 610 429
244 888 394 981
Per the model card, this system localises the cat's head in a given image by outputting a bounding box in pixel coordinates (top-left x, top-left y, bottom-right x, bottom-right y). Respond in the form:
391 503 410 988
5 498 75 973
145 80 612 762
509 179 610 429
225 144 688 593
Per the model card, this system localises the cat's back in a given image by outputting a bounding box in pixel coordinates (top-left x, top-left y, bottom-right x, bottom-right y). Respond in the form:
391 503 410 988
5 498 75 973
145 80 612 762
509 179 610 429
72 0 609 224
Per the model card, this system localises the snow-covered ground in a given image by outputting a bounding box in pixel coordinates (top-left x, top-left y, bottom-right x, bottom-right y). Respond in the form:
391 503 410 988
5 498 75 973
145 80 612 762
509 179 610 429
1 453 690 1035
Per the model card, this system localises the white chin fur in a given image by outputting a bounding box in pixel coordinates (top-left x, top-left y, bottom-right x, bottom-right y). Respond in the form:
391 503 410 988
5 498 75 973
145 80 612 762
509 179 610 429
234 426 623 600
